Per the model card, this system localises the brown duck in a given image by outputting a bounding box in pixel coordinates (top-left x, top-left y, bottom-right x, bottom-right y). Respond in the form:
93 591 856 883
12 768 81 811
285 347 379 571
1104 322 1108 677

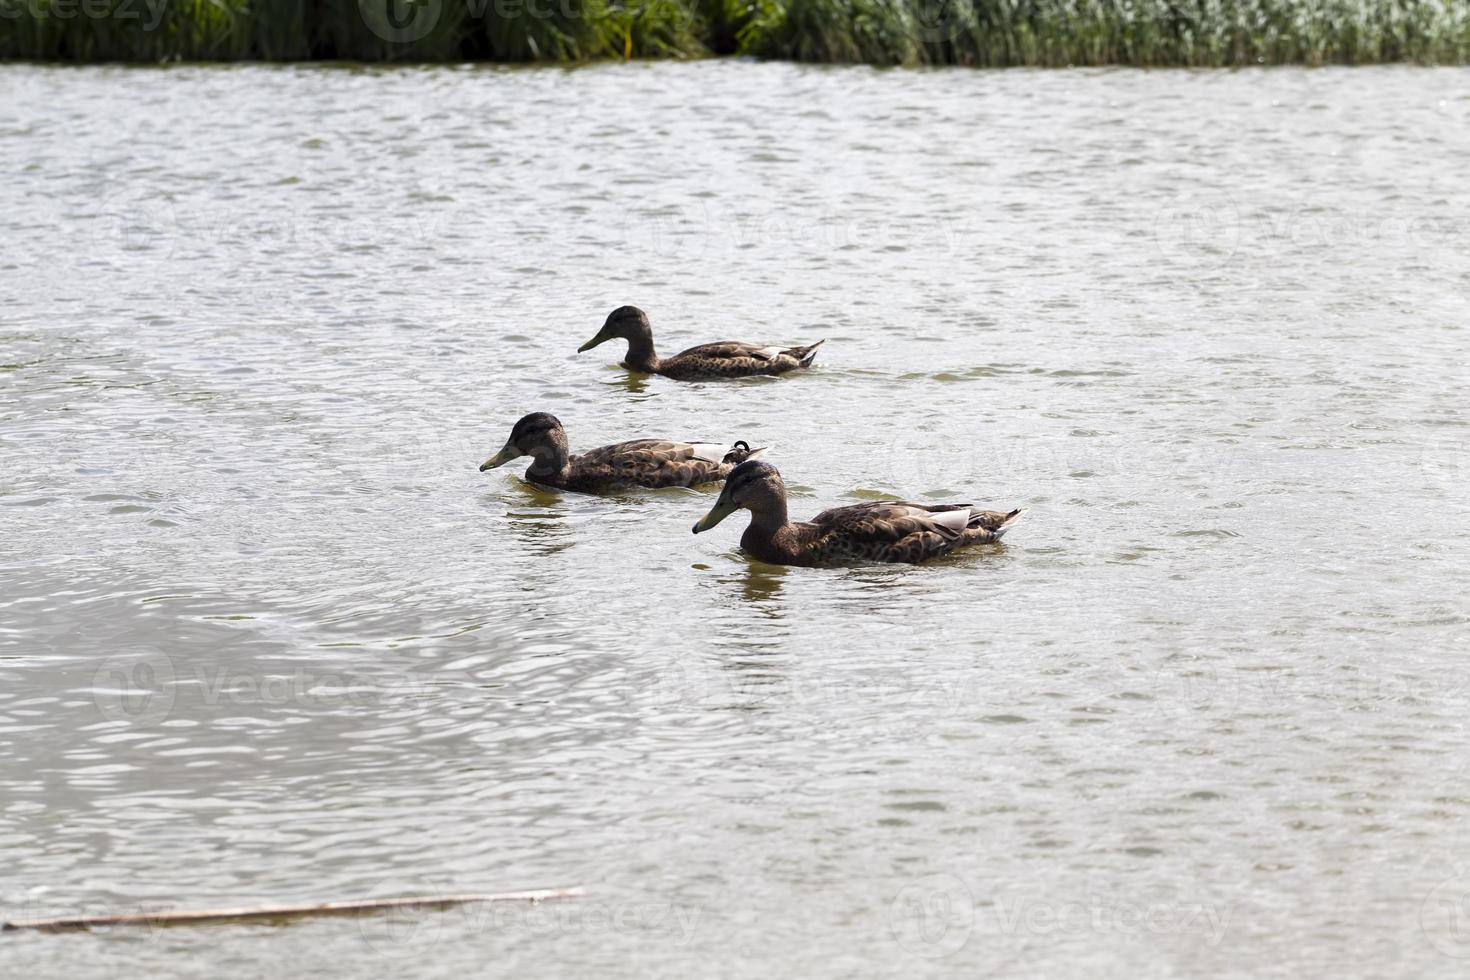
578 306 824 380
692 460 1026 566
480 413 763 495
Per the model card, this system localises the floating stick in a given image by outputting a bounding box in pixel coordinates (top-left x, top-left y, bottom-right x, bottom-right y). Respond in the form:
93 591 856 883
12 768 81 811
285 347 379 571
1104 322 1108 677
3 887 586 932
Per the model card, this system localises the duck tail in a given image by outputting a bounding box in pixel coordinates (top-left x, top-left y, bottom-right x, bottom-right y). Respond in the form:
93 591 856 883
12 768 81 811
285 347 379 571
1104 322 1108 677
723 440 767 465
990 508 1027 540
789 339 824 367
964 507 1027 544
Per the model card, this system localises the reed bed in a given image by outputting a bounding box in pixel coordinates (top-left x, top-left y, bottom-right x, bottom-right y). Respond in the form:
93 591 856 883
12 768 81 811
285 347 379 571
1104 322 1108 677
1 0 1467 64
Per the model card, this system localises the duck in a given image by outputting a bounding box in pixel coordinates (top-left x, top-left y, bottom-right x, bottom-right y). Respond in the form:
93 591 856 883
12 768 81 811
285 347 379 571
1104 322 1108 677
480 412 763 495
691 460 1026 566
577 306 824 380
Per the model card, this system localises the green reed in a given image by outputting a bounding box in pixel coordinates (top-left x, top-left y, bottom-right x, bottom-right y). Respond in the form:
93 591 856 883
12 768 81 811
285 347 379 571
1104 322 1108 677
1 0 1466 64
746 0 1470 66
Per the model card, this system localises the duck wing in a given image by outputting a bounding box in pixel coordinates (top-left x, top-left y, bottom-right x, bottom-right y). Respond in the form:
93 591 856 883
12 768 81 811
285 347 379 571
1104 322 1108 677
808 501 1010 563
574 439 736 488
811 501 966 539
659 339 823 379
674 341 786 362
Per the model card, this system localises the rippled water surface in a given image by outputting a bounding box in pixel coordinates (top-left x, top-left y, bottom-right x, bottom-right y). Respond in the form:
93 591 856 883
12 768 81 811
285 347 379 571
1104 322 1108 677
2 62 1468 977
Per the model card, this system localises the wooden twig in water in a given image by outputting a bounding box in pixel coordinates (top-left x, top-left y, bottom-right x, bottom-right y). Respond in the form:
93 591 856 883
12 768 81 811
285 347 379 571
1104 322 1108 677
2 887 586 933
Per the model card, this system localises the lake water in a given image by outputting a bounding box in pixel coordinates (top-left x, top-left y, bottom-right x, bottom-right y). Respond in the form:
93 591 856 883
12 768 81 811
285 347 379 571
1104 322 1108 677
1 61 1468 977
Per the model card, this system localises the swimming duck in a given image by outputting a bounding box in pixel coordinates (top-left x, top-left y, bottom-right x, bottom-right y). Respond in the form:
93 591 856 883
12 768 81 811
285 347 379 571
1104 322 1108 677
577 306 824 380
480 412 763 495
692 460 1026 566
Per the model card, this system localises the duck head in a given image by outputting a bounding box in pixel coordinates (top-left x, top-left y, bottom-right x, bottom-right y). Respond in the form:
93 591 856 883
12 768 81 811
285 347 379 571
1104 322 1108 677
480 412 568 473
693 459 787 533
578 305 652 353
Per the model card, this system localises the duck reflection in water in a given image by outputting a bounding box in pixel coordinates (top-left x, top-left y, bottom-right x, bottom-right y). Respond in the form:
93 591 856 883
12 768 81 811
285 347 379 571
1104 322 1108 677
605 370 651 396
736 558 789 606
498 480 575 557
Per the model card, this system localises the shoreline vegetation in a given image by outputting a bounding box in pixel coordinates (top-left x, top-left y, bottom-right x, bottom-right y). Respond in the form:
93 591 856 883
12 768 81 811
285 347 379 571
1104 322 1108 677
1 0 1468 66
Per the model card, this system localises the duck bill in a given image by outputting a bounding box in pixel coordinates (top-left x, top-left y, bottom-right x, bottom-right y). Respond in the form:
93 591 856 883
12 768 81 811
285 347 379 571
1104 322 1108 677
577 331 609 353
692 497 737 534
479 443 520 472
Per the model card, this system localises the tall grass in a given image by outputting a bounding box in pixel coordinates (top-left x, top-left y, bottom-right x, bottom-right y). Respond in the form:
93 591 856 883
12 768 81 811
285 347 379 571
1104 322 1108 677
1 0 1467 64
0 0 701 61
745 0 1470 66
